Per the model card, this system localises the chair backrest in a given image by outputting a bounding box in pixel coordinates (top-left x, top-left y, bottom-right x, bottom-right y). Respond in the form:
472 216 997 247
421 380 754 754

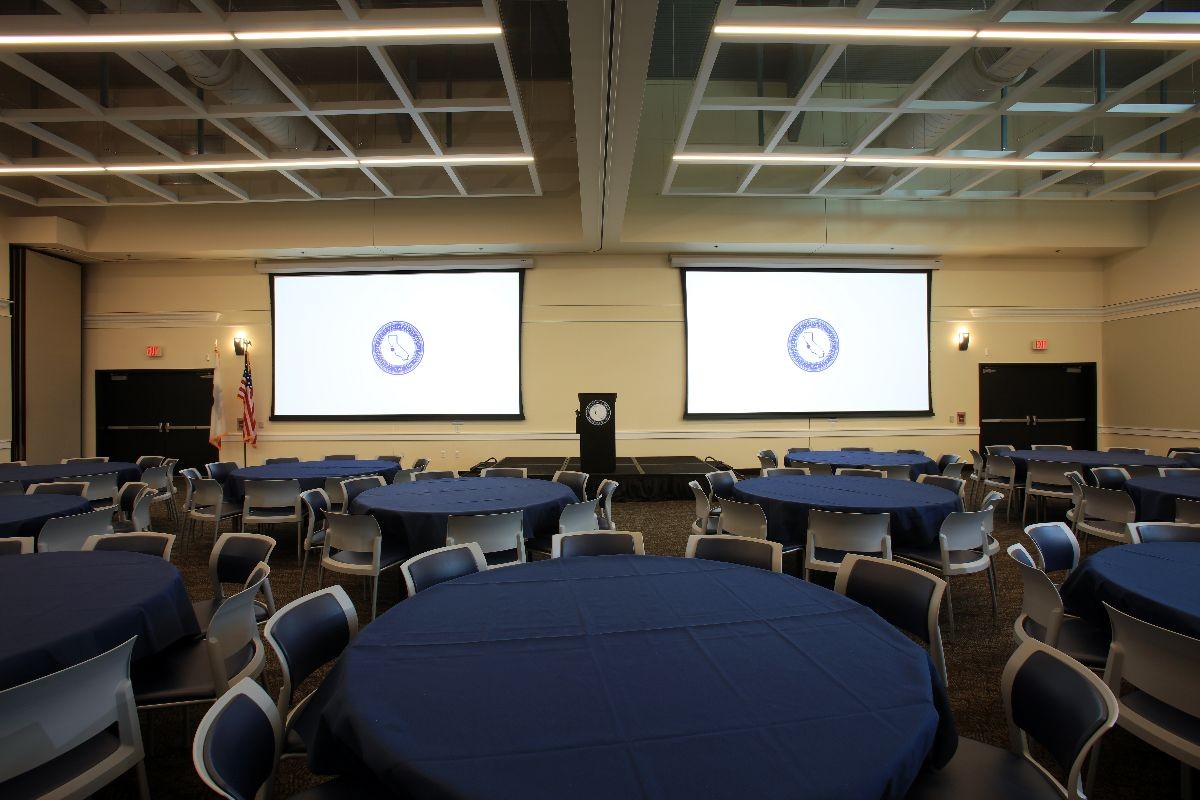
401 543 488 596
1124 464 1163 479
1025 460 1080 490
808 509 891 557
756 449 778 470
210 533 276 599
0 636 143 789
376 455 404 465
841 447 871 452
0 537 34 555
263 586 358 725
1089 466 1130 490
192 677 280 800
1002 639 1118 800
1103 602 1200 720
984 454 1017 481
141 466 172 495
321 476 347 511
1080 484 1136 524
410 458 431 472
717 498 768 539
897 449 925 456
128 489 154 532
807 462 834 476
27 481 89 497
985 444 1016 455
1030 444 1072 451
135 455 165 469
704 470 738 501
686 534 781 572
1008 544 1066 645
1167 447 1200 458
1159 467 1200 478
298 489 330 546
1023 522 1080 574
206 565 270 695
84 532 176 560
552 470 589 501
62 456 110 464
835 467 886 478
938 509 987 553
191 478 228 512
323 513 382 559
205 461 239 483
38 509 114 552
480 467 528 478
243 480 301 513
594 479 619 529
1127 522 1200 544
323 454 356 461
559 498 601 534
937 454 961 472
340 475 385 507
879 464 911 480
391 469 418 484
688 480 713 523
1177 498 1200 524
74 472 120 506
834 554 946 685
969 449 986 477
916 474 965 499
116 481 149 518
1106 447 1147 455
414 470 457 481
263 457 300 465
445 511 525 564
552 531 645 557
177 468 201 510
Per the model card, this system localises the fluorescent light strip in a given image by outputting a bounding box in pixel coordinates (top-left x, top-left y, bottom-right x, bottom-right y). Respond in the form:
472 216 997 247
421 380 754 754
714 23 1200 46
673 153 844 165
0 165 106 175
0 154 534 176
235 26 501 42
0 33 235 46
0 26 500 48
107 158 359 173
360 154 535 166
977 29 1200 44
713 24 973 40
673 153 1200 170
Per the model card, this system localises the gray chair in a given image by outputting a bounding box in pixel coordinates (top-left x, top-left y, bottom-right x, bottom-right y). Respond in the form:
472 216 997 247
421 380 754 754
318 512 406 620
804 509 891 580
552 470 589 501
324 454 356 461
688 480 720 537
62 456 110 464
1107 447 1148 455
339 475 386 512
192 532 277 633
984 445 1016 455
1177 498 1200 524
84 532 176 560
966 449 987 507
376 455 404 466
1075 485 1136 550
0 537 34 555
322 476 347 513
1127 522 1200 544
841 447 872 452
1007 544 1110 669
263 457 300 465
559 498 601 536
686 533 782 572
1021 460 1079 525
410 458 431 472
135 455 164 469
763 467 810 477
391 468 419 484
1023 522 1080 577
401 543 488 597
297 489 331 594
756 449 779 471
917 473 966 502
242 479 303 560
895 509 997 632
552 531 644 558
37 508 114 552
704 470 738 505
204 461 239 484
414 470 457 481
1090 466 1130 490
982 454 1018 520
595 479 619 530
835 467 886 479
446 510 526 567
140 465 179 533
1030 444 1072 451
27 481 89 497
898 449 926 456
481 467 528 478
183 477 241 550
1160 467 1200 478
937 454 962 474
717 498 768 539
0 636 149 800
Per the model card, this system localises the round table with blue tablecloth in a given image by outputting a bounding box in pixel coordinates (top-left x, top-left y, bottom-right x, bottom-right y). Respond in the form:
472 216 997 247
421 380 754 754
0 461 141 491
224 459 400 502
0 494 93 540
783 450 939 481
298 555 955 800
1125 477 1200 521
0 551 200 690
733 474 962 548
351 476 577 557
1004 450 1183 484
1060 542 1200 638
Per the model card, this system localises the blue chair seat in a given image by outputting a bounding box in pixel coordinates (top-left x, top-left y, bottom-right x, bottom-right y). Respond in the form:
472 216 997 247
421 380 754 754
905 738 1061 800
246 506 297 518
0 728 122 798
327 542 407 570
1019 617 1109 669
133 639 257 705
1028 482 1071 495
893 545 982 568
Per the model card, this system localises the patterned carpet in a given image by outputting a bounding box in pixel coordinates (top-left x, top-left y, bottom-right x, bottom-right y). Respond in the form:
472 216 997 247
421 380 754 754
92 495 1181 799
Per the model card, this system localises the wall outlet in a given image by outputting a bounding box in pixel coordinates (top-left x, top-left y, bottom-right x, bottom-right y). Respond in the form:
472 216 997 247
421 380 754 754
440 449 447 459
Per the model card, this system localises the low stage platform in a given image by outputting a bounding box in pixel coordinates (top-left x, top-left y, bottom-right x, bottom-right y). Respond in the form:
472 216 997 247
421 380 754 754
487 455 731 502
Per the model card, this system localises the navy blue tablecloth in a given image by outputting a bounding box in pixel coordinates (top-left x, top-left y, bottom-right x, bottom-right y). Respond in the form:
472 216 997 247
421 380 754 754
0 551 200 690
1126 477 1200 521
0 461 141 491
0 495 92 539
733 475 961 548
300 555 954 799
224 460 399 502
1061 542 1200 638
783 450 939 481
352 477 576 556
1006 450 1183 484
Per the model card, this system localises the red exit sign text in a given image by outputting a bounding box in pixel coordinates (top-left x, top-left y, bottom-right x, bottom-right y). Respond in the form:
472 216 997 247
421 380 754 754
145 345 163 358
1032 339 1049 351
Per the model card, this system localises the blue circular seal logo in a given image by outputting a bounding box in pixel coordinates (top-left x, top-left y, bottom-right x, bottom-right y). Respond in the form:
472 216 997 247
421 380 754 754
372 321 424 375
787 318 839 372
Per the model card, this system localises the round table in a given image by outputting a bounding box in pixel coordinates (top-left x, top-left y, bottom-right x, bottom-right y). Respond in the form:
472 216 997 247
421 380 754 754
1125 477 1200 521
1005 450 1183 484
783 450 938 481
351 477 576 557
733 475 961 548
0 495 92 540
224 459 400 502
300 555 954 800
1060 542 1200 638
0 461 141 491
0 551 200 690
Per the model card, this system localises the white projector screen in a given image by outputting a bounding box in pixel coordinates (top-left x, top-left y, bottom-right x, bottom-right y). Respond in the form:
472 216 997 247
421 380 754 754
683 269 933 417
271 271 523 419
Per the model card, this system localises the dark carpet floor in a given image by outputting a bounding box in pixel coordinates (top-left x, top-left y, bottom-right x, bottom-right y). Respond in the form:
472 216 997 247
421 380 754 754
94 495 1182 799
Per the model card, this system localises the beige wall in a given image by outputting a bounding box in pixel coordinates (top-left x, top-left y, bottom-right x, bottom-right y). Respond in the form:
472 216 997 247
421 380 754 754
23 250 82 463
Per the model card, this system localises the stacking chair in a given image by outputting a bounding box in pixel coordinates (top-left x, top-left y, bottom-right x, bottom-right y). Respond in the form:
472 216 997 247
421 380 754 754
704 470 738 505
835 467 886 478
1125 464 1164 479
0 537 34 555
552 470 589 501
756 449 779 472
967 449 987 506
27 481 88 497
134 565 270 711
1075 485 1136 550
982 454 1018 520
1007 544 1109 669
446 510 526 567
1127 522 1200 544
917 473 966 502
1160 467 1200 478
1021 460 1079 525
204 461 239 484
1065 471 1086 530
135 455 164 469
401 543 488 596
1023 522 1080 578
559 498 601 536
117 488 154 534
263 457 300 465
113 481 149 526
985 444 1016 455
62 456 110 464
411 457 431 472
37 508 114 552
339 475 386 513
686 534 782 572
481 467 528 478
1090 466 1130 490
1107 446 1148 454
804 509 891 580
688 480 720 536
878 464 913 480
0 637 149 800
806 462 834 476
717 498 768 539
318 512 405 620
84 532 176 560
595 479 619 530
323 476 347 513
1030 444 1072 451
414 470 457 481
552 530 644 557
75 472 120 513
376 455 404 465
841 447 871 452
0 480 22 497
895 509 996 632
1177 498 1200 524
324 454 356 461
140 465 179 532
192 532 277 632
391 469 418 484
297 489 331 594
1086 603 1200 796
183 477 241 550
263 586 358 760
937 454 962 474
835 554 947 686
242 479 303 560
763 467 810 477
906 639 1117 800
1167 447 1200 459
940 461 967 480
898 449 926 456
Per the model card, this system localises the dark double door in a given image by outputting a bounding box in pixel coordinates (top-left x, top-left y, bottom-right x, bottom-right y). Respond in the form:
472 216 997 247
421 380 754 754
979 363 1097 451
96 369 216 470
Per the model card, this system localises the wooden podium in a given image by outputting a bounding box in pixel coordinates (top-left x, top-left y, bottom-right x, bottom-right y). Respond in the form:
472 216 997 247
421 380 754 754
576 393 616 473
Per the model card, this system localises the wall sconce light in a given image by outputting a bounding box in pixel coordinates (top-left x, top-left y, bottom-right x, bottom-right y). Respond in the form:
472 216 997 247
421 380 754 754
233 336 251 356
956 330 970 351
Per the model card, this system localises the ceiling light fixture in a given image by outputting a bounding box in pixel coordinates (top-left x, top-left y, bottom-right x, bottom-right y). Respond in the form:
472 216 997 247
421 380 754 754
107 158 359 173
0 26 502 49
0 165 107 175
234 26 502 42
713 23 1200 46
0 154 535 178
0 32 235 46
673 153 1200 171
673 153 845 165
713 24 974 40
360 154 535 166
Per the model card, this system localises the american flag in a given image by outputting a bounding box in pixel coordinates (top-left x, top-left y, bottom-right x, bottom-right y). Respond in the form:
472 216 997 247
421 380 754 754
237 351 258 446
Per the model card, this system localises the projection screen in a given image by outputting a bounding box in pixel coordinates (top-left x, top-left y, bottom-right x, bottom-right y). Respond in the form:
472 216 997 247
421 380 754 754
683 269 933 418
271 271 523 419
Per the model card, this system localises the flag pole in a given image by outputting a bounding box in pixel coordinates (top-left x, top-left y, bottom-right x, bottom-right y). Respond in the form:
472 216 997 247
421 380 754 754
243 344 249 467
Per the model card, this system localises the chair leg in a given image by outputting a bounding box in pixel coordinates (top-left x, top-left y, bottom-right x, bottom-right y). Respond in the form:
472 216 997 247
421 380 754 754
296 522 303 562
1021 493 1030 526
1085 735 1104 796
945 583 956 635
371 575 379 620
986 565 998 623
298 549 309 595
135 759 151 800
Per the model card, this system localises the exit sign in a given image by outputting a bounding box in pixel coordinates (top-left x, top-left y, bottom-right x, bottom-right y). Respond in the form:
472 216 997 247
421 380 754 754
1032 339 1049 351
145 345 163 358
